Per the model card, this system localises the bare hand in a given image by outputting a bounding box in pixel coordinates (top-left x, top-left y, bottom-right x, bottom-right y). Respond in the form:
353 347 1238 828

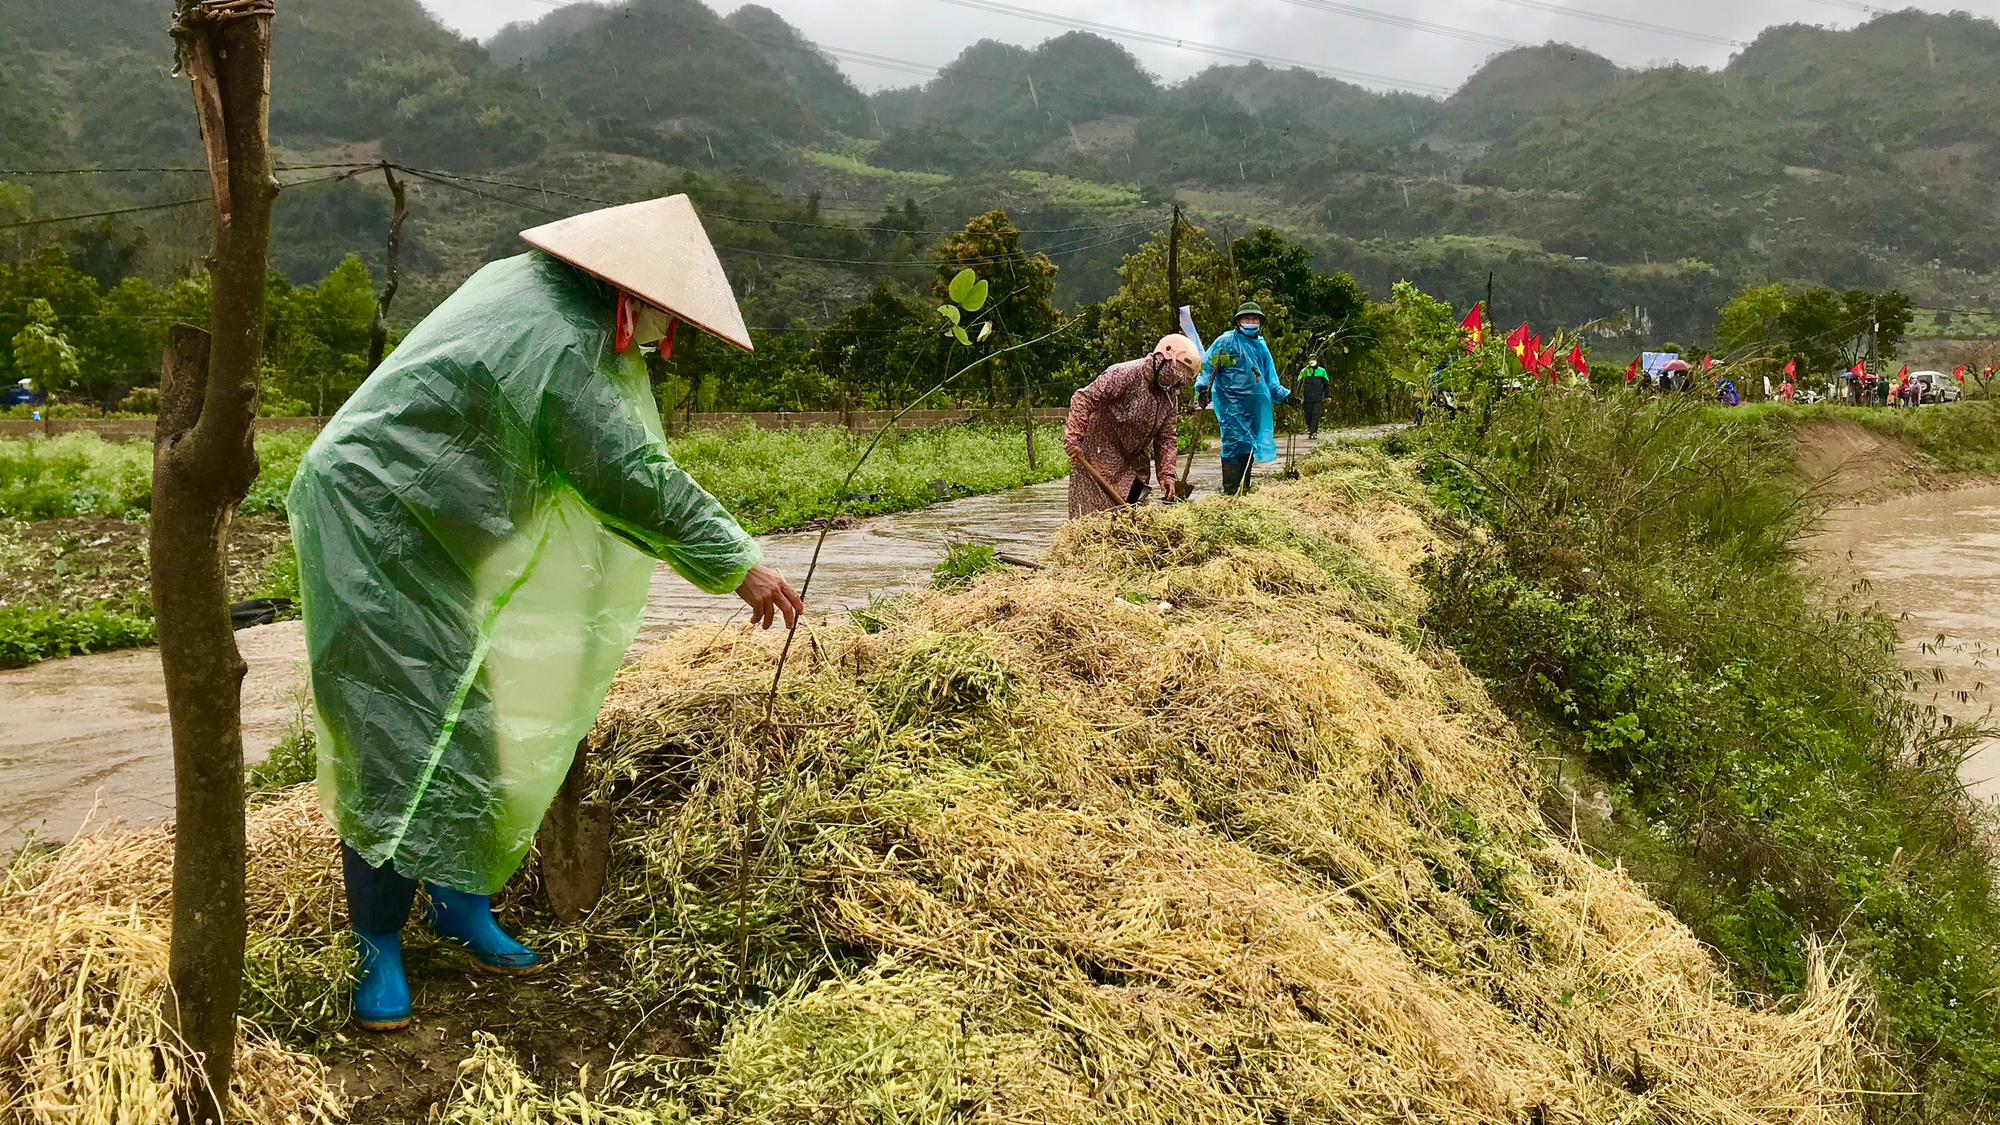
736 564 803 630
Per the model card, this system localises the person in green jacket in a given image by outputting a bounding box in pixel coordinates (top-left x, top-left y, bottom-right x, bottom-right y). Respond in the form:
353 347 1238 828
1297 357 1330 438
288 196 803 1031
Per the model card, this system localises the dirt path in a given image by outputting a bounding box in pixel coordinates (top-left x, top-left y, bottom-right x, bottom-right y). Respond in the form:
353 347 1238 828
0 430 1386 851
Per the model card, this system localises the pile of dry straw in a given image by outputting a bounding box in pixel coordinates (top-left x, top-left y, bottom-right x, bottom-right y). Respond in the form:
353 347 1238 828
0 447 1867 1123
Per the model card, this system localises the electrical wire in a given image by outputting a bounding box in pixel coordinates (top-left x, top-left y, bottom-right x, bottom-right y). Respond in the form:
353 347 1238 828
1273 0 1526 48
0 197 210 232
0 170 368 232
921 0 1452 93
402 163 1155 267
398 165 1167 233
1476 0 1747 48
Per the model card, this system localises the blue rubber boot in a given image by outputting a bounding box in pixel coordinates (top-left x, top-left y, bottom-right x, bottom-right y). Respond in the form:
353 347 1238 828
424 884 541 975
353 929 413 1031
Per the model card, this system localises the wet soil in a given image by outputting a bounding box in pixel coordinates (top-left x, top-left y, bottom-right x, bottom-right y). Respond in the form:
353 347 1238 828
328 944 697 1122
0 513 291 610
1810 483 2000 802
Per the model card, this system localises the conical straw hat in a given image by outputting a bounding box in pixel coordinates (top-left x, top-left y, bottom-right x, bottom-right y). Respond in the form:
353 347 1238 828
520 194 752 352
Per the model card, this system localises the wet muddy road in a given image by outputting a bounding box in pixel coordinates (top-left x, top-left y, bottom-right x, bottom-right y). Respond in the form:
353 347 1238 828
0 433 1375 849
1813 484 2000 803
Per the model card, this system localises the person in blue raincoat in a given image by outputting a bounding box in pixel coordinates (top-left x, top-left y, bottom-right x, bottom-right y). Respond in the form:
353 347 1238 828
1194 301 1290 496
289 196 804 1032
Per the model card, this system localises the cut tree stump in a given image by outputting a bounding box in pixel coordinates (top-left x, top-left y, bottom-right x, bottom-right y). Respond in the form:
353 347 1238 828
539 739 611 923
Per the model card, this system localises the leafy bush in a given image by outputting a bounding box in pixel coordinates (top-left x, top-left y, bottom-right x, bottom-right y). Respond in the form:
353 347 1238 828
1416 390 2000 1111
0 600 153 668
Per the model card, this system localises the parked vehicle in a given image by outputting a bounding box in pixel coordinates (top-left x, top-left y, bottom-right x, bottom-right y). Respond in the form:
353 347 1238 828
1910 370 1963 403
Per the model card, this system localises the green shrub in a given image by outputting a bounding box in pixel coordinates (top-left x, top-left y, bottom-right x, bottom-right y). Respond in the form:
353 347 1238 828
0 600 153 668
1416 390 2000 1109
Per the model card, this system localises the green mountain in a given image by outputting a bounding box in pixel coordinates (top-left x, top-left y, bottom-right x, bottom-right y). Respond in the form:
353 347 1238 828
6 0 2000 345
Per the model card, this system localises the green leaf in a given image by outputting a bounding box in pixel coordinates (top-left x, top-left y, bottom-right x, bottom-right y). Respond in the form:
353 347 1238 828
964 279 990 313
951 325 972 346
937 304 961 324
948 268 977 308
977 321 994 342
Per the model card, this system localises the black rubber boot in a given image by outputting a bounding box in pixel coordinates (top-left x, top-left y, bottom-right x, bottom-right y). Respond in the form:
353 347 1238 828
1220 456 1251 496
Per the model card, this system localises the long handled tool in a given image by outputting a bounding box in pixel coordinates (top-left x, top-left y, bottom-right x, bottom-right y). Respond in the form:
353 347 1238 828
1077 456 1130 508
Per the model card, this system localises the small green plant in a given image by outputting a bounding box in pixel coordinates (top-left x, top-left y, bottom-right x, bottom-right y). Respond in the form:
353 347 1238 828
248 711 317 792
931 541 1000 589
936 268 993 347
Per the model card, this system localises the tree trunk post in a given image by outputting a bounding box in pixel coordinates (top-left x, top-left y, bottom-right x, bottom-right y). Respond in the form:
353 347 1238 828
367 163 409 373
159 3 279 1120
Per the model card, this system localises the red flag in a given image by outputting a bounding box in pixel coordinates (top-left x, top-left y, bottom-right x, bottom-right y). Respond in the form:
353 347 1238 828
1526 334 1543 372
1702 354 1716 370
1953 365 1967 383
1625 355 1641 384
1568 344 1588 374
1539 345 1556 377
1460 302 1485 351
1783 359 1797 377
1506 323 1532 365
1897 365 1910 381
1850 360 1866 378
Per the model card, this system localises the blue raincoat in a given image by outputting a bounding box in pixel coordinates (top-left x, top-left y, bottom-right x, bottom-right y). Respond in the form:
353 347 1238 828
1196 328 1290 462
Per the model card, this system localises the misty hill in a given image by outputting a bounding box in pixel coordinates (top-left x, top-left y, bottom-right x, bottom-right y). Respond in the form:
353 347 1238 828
6 0 2000 342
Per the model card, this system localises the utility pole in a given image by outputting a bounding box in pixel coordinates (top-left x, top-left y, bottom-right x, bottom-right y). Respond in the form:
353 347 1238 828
1165 204 1181 338
367 163 409 375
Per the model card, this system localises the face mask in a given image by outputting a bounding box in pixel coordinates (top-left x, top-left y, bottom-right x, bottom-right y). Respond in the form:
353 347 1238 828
1238 322 1261 338
633 304 675 346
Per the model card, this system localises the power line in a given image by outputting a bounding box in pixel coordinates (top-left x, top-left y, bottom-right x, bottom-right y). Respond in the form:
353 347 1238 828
0 162 383 176
1274 0 1526 49
399 165 1165 233
402 163 1155 267
1795 0 1886 14
1476 0 1747 48
0 197 210 232
0 171 358 233
920 0 1453 93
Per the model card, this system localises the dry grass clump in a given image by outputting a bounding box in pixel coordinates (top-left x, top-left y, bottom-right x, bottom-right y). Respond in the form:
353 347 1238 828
567 447 1867 1123
0 789 345 1123
0 447 1867 1122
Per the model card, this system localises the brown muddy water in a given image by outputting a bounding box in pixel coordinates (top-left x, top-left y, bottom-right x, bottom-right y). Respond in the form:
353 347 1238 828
1811 483 2000 803
0 434 1372 851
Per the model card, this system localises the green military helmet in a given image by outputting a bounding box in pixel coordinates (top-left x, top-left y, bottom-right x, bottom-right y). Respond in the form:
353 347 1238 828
1234 301 1264 322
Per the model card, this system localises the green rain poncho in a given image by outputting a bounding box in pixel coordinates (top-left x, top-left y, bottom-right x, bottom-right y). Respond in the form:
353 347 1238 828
288 251 762 894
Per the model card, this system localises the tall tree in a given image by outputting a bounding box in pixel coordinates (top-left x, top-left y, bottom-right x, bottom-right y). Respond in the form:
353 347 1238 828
1100 221 1234 362
934 210 1058 406
156 1 279 1119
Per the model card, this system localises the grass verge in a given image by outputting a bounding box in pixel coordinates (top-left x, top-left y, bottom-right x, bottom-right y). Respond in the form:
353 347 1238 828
0 423 1064 667
1414 390 2000 1115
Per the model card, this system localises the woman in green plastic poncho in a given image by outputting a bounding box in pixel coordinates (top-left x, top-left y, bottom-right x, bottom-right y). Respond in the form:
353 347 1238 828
288 196 803 1031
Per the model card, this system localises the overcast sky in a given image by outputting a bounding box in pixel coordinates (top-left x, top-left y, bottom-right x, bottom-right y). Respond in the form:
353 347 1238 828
420 0 1998 95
